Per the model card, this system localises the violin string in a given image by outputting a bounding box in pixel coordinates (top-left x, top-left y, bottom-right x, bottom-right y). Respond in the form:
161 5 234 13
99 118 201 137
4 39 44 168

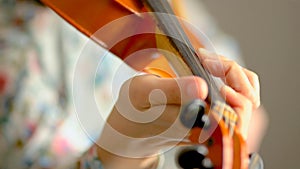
144 0 240 139
144 0 222 102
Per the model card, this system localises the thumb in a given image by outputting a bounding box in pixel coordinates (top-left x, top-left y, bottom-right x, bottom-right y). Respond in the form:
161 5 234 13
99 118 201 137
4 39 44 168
122 75 208 109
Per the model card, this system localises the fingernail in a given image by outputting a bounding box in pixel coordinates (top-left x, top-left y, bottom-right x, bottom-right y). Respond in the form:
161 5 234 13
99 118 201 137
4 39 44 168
187 82 197 98
198 48 212 58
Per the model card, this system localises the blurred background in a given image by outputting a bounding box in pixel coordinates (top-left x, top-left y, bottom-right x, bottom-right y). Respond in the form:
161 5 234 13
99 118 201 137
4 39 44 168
201 0 300 168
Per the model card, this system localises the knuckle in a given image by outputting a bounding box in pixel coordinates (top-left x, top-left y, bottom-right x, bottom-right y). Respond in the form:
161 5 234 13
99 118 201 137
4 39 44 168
219 55 230 61
242 98 252 112
250 71 259 82
226 60 241 73
228 60 239 67
244 87 255 98
122 75 153 108
244 88 260 109
253 97 261 109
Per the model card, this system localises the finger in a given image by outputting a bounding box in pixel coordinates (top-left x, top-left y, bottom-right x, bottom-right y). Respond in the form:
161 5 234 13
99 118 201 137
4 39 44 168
123 75 208 109
203 59 252 92
104 103 192 157
198 49 257 106
198 48 232 61
220 85 252 140
197 48 219 60
201 51 260 98
243 68 261 108
108 104 190 140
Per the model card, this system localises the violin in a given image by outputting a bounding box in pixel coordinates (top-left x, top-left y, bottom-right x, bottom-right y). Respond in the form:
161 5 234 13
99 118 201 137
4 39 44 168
40 0 263 168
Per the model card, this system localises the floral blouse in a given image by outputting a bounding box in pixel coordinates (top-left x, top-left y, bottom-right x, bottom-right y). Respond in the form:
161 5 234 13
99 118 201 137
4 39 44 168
0 1 241 169
0 1 111 168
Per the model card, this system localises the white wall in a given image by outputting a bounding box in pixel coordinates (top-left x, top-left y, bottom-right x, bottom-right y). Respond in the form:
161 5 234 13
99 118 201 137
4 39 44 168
201 0 300 168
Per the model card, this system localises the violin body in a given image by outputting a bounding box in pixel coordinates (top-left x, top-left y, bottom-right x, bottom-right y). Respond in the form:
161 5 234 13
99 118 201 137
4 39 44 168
41 0 252 168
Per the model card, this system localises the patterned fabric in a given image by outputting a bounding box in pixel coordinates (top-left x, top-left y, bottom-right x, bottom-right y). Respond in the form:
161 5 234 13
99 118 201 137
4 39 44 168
72 146 103 169
0 1 109 168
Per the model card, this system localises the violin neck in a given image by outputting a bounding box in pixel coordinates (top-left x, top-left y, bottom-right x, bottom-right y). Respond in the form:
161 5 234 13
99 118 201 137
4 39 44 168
143 0 206 78
143 0 222 102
